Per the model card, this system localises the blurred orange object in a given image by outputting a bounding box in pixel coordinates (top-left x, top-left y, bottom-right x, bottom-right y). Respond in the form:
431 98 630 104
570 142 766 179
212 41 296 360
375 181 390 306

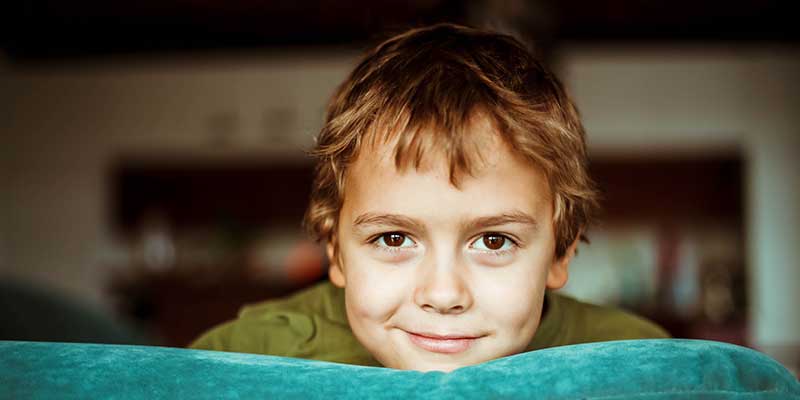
285 240 326 285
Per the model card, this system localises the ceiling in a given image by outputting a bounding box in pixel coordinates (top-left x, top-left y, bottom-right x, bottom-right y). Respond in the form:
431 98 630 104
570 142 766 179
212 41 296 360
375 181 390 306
3 0 796 61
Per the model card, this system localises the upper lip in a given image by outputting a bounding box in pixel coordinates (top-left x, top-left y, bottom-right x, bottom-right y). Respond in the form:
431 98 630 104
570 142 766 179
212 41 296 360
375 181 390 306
406 331 483 340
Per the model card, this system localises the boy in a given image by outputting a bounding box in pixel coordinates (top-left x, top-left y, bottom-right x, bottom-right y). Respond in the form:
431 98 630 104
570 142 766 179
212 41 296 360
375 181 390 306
190 23 668 372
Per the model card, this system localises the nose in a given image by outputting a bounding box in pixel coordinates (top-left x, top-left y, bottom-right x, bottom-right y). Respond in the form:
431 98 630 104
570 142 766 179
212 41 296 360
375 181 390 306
414 258 473 315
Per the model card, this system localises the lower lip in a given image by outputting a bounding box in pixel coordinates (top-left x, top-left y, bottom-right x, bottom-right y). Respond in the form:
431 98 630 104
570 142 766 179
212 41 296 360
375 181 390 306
406 332 478 354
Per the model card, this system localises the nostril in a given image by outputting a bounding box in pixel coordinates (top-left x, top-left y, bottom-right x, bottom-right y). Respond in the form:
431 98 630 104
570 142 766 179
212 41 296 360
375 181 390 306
421 303 467 314
421 303 464 314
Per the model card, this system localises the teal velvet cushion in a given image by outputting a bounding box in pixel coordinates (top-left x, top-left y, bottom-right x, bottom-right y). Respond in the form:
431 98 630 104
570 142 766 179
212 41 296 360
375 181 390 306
1 339 797 399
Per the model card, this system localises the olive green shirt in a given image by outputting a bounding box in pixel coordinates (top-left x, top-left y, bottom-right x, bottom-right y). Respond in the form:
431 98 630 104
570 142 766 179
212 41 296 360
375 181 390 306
190 281 669 366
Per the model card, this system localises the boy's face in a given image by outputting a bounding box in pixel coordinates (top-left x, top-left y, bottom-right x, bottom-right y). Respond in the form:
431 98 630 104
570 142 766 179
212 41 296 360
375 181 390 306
328 120 576 372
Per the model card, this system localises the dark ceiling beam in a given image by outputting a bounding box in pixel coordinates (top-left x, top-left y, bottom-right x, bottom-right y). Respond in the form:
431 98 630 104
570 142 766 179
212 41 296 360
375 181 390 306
2 0 796 62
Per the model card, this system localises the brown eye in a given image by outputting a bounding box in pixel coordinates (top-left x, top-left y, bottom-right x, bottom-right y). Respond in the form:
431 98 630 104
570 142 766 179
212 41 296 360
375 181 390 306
482 234 506 250
382 233 407 247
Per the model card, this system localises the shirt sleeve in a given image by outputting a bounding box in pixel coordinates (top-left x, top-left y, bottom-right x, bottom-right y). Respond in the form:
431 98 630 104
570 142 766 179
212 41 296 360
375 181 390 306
187 311 316 356
533 291 670 350
570 299 671 343
188 320 235 351
188 319 267 353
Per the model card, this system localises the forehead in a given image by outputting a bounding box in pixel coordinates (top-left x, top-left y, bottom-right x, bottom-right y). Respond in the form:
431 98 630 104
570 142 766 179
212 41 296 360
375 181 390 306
358 114 518 182
342 118 552 219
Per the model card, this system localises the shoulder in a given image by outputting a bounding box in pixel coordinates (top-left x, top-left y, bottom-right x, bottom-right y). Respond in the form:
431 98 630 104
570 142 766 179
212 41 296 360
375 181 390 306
549 291 670 344
238 280 347 324
189 280 350 357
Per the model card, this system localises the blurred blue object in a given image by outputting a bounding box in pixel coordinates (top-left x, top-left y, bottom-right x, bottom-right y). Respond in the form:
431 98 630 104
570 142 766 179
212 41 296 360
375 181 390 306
0 279 152 345
1 339 797 399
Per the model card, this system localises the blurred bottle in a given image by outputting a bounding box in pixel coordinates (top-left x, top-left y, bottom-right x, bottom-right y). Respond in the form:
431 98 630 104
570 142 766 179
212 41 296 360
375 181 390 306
136 210 175 272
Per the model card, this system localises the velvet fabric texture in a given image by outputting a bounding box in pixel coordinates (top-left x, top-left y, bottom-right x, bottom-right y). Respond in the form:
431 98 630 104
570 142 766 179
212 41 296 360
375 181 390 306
2 339 798 399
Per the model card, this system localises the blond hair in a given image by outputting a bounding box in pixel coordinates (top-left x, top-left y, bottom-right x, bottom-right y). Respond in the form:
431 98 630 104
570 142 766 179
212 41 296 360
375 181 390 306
305 23 598 258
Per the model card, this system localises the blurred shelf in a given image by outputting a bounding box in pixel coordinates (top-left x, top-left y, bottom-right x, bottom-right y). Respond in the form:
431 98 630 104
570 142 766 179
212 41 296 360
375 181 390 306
109 267 314 347
590 155 742 223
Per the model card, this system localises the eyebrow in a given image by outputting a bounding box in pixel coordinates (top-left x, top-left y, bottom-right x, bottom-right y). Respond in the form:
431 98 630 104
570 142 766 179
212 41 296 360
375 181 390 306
352 213 427 235
351 210 538 235
461 211 539 233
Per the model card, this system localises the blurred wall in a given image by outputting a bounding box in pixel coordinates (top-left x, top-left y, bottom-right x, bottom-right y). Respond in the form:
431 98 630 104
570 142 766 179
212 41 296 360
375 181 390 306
557 44 800 365
0 51 357 306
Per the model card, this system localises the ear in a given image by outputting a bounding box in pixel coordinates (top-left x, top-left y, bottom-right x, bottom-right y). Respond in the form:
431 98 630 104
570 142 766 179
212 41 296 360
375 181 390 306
326 239 346 288
546 235 580 290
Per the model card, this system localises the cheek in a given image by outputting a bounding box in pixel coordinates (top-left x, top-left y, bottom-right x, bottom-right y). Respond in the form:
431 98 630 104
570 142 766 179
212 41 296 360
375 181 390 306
482 278 542 328
344 260 409 321
475 254 551 328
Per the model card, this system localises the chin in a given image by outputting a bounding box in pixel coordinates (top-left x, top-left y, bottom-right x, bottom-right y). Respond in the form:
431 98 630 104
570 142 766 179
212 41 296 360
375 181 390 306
404 362 461 373
392 356 482 373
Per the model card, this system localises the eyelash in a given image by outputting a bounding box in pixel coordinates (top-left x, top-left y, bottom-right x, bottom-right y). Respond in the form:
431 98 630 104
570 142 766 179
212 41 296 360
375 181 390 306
369 232 416 253
368 232 519 256
469 233 519 257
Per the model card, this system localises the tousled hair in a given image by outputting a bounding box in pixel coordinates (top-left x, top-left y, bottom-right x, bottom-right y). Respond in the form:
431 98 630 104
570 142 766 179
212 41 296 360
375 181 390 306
304 23 599 259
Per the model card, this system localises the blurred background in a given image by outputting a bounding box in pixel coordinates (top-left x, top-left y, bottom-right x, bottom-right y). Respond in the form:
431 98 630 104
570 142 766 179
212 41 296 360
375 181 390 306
1 0 798 372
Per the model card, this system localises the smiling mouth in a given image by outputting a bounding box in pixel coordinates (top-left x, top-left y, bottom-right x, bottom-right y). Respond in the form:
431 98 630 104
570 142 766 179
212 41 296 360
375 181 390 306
405 331 483 354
